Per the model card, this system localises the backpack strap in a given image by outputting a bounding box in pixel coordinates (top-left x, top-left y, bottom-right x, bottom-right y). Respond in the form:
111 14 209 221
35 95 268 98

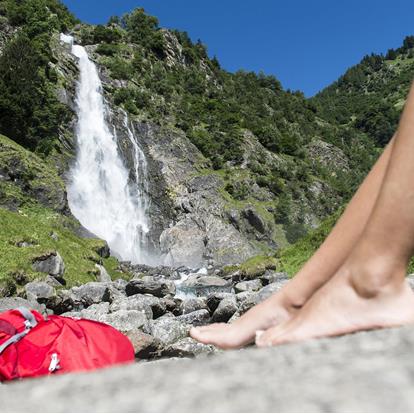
16 307 38 329
0 308 38 355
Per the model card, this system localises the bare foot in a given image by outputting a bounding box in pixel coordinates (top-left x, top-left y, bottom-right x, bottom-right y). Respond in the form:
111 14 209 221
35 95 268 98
256 260 414 347
190 293 299 349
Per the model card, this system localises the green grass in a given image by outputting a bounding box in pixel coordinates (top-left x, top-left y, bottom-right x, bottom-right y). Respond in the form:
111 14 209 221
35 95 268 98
0 204 108 290
278 209 343 277
0 134 65 210
223 254 278 279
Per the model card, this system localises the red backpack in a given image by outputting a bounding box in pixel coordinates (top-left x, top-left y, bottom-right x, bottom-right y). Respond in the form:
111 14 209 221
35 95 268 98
0 307 135 381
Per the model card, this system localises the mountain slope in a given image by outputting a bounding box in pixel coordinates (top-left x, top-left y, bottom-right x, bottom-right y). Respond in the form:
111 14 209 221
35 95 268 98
313 37 414 146
0 0 402 274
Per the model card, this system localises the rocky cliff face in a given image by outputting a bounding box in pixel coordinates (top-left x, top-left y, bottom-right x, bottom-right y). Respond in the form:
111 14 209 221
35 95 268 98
0 3 384 277
51 29 359 269
52 34 269 268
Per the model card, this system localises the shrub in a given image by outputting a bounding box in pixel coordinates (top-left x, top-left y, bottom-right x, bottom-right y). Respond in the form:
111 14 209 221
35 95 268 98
96 43 119 56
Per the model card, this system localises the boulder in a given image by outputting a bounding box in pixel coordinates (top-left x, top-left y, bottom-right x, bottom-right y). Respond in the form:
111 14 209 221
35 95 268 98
0 297 45 313
24 282 56 305
181 275 232 296
45 275 65 287
238 293 259 315
125 330 160 359
228 311 241 324
62 302 110 321
70 282 111 308
100 310 148 333
46 289 75 314
147 316 189 346
110 294 167 319
255 279 288 302
112 278 128 294
260 271 289 286
212 296 238 323
161 337 217 358
206 292 235 314
32 251 65 280
234 279 262 293
177 309 211 326
180 297 208 315
162 297 178 315
126 278 175 298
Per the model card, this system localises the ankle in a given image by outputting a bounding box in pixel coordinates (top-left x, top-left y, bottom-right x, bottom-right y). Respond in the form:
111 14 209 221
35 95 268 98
346 256 407 299
275 284 308 310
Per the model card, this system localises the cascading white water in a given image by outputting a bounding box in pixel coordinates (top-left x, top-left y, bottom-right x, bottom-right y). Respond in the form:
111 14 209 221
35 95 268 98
61 34 152 264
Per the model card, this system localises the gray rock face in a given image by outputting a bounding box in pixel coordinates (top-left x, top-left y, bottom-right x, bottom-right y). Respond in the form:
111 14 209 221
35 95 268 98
126 121 259 268
180 297 208 315
242 206 266 234
206 292 234 313
0 297 45 314
112 278 128 294
255 278 289 302
147 315 189 346
6 326 414 412
160 219 207 269
181 275 232 296
24 282 55 304
32 251 65 279
234 279 263 293
62 302 110 321
161 337 217 358
100 310 148 333
212 296 238 323
70 282 111 307
125 330 160 359
177 309 211 326
260 271 289 285
126 278 175 298
110 294 167 319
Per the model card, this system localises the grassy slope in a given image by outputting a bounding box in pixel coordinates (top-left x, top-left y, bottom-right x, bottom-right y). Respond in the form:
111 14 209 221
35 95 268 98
0 205 104 287
278 210 342 277
0 134 128 294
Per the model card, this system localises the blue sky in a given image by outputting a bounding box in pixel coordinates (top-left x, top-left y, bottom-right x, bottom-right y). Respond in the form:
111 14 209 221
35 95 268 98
61 0 414 97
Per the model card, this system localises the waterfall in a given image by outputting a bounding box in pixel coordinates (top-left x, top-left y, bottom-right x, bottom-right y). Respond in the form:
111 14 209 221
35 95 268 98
61 34 153 264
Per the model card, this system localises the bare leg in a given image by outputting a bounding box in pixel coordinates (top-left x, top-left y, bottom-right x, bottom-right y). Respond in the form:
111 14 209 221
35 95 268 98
256 83 414 347
191 136 395 349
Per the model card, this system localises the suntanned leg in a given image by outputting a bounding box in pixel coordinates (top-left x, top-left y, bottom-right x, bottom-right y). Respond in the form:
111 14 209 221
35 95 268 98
256 82 414 347
190 135 395 349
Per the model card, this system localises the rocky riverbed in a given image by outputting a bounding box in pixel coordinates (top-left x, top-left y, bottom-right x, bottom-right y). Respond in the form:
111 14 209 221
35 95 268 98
0 258 288 360
3 267 414 411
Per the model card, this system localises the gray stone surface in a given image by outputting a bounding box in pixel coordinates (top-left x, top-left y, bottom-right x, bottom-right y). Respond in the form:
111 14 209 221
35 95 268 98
212 295 238 323
126 278 175 298
177 309 211 326
3 326 414 411
146 315 189 346
24 282 55 304
234 279 262 293
32 251 65 278
0 297 44 314
70 282 111 307
180 297 208 314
